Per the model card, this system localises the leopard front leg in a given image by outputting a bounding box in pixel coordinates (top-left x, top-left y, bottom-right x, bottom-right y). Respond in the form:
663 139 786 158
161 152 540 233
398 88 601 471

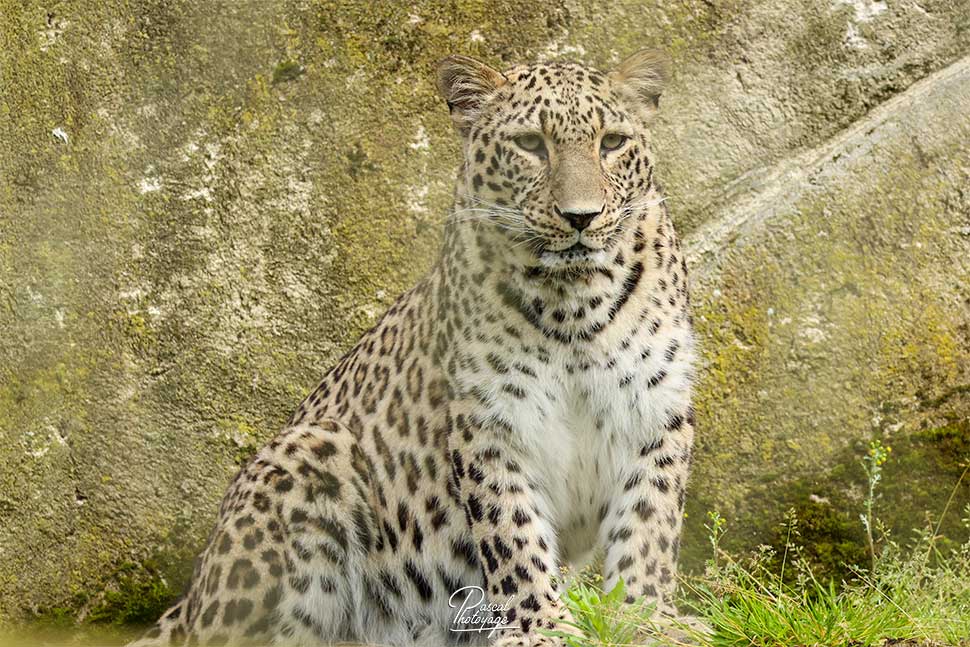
601 410 695 616
450 419 579 647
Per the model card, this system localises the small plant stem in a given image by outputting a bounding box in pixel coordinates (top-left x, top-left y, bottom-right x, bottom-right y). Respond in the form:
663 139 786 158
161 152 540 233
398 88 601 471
866 474 877 572
927 463 969 561
779 511 794 589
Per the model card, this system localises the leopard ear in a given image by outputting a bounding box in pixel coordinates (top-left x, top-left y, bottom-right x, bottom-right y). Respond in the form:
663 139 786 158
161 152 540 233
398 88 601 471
610 49 669 109
436 55 507 135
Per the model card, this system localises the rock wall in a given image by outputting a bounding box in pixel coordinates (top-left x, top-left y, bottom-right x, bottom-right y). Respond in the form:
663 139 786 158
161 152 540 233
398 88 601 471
1 0 968 626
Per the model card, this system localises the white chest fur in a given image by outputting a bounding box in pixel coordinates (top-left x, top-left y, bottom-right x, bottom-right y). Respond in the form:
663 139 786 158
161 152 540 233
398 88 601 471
457 310 695 565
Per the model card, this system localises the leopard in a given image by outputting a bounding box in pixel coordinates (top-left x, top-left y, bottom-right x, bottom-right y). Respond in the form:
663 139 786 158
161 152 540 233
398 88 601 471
130 49 697 647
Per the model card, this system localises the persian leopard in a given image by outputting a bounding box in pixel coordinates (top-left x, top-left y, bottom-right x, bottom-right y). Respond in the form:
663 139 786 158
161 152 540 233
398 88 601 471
132 49 696 647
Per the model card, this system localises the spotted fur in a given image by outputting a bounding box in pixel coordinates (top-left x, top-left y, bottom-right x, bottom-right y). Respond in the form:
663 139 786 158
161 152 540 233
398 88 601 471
131 50 696 647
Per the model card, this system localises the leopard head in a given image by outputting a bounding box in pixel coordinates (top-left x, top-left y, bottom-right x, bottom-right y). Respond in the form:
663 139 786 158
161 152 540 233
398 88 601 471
437 51 668 277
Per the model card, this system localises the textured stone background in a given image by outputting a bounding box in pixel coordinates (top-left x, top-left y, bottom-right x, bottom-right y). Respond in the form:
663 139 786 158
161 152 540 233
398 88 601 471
1 0 969 629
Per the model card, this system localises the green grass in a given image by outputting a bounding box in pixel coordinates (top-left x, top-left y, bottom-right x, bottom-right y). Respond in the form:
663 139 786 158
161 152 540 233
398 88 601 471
680 515 970 646
558 442 970 646
542 573 668 647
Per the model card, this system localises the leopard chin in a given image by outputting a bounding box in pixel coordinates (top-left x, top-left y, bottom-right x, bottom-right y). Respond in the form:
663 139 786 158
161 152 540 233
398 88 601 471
536 246 609 270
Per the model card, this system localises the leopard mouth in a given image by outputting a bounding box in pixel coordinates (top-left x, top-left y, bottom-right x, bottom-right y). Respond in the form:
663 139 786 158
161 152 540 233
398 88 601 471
536 242 608 269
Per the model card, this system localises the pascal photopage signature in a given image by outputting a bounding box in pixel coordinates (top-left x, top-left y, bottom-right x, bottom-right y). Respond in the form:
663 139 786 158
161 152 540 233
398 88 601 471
449 586 518 637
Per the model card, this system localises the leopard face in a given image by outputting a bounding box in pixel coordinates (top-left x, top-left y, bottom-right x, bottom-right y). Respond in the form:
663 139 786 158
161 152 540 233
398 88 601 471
439 52 668 277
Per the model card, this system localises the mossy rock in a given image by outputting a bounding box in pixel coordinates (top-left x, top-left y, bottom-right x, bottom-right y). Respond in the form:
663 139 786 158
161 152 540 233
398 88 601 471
915 419 970 470
3 0 970 630
85 561 177 627
764 501 870 585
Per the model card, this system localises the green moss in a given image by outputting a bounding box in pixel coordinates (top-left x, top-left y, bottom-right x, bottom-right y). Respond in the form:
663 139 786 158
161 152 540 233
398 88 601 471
271 59 305 84
915 419 970 458
920 385 970 411
30 597 89 630
766 501 869 583
86 561 176 627
217 417 263 465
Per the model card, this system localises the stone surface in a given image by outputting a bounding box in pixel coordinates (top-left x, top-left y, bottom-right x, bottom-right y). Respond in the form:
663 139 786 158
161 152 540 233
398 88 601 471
1 0 968 626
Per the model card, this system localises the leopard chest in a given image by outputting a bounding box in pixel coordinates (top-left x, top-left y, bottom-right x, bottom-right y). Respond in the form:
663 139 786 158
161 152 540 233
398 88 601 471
455 316 695 563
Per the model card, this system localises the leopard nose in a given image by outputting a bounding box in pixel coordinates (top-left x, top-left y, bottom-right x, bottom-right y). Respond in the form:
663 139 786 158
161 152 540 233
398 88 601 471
555 205 601 231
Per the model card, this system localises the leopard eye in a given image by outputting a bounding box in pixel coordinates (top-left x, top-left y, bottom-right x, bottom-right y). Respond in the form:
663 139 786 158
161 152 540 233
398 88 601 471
600 133 628 153
514 133 546 155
